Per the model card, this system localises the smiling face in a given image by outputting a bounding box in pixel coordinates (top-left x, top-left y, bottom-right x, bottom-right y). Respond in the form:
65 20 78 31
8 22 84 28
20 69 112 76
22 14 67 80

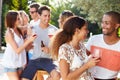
39 10 50 25
77 24 89 41
101 15 117 36
15 15 22 28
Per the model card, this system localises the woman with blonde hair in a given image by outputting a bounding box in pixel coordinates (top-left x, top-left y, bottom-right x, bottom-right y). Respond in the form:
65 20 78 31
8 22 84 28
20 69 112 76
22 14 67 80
19 10 35 61
2 10 37 80
19 10 30 39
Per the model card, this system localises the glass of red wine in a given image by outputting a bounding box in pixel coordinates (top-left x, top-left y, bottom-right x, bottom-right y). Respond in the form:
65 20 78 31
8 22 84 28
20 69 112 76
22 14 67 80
48 28 55 38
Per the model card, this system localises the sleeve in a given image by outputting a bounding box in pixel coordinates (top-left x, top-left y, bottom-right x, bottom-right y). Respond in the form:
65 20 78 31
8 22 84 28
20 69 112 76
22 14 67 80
86 36 94 51
58 45 71 64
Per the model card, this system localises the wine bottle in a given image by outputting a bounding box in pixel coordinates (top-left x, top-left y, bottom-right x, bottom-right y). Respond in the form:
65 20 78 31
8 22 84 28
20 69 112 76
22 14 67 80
41 40 45 47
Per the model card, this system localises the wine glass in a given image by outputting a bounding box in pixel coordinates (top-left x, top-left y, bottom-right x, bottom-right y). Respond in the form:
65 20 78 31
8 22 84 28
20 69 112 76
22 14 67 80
48 28 55 38
28 26 37 47
89 48 102 76
92 48 101 59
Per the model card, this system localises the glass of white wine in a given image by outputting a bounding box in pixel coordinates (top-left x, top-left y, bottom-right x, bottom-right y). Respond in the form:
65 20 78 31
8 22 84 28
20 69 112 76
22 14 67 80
92 48 102 59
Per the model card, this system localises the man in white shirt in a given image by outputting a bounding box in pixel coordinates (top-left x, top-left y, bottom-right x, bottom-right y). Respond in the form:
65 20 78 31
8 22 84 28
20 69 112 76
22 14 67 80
27 3 40 60
86 11 120 80
29 3 40 26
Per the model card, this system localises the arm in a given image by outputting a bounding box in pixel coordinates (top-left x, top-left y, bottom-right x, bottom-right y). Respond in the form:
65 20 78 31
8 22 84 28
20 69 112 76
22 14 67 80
25 41 34 51
41 46 49 54
59 45 99 80
5 29 37 54
59 58 99 80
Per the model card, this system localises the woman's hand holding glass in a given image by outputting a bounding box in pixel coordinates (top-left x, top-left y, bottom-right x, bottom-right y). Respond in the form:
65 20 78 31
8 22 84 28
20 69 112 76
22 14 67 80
28 33 37 43
92 49 102 59
26 25 37 47
85 57 100 69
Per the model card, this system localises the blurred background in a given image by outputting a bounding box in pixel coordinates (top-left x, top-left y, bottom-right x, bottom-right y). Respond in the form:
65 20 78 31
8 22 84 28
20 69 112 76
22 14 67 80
0 0 120 79
0 0 120 50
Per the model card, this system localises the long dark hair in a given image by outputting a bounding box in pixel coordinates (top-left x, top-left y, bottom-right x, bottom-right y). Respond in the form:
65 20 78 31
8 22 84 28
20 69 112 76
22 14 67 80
5 11 18 28
50 16 86 59
5 10 22 36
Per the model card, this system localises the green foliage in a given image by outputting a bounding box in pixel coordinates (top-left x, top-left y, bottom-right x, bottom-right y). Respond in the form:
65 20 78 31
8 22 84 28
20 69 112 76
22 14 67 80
73 0 120 23
2 0 119 46
117 27 120 38
18 0 28 10
33 0 80 27
2 0 29 46
50 0 72 27
1 4 9 46
72 0 120 35
11 0 19 10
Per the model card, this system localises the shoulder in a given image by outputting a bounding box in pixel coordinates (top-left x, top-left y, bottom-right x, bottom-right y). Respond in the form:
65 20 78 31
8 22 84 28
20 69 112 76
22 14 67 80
49 24 58 30
89 34 103 40
59 43 70 55
30 20 34 24
86 34 103 46
5 28 14 37
30 19 40 26
59 43 70 50
5 28 14 42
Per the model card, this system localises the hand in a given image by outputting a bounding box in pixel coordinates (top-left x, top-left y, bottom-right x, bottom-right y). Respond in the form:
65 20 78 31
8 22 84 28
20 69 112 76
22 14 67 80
41 46 49 54
29 34 37 42
85 57 100 69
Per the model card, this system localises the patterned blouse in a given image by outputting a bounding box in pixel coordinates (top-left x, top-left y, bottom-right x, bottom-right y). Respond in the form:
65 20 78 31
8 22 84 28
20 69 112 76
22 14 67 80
58 42 94 80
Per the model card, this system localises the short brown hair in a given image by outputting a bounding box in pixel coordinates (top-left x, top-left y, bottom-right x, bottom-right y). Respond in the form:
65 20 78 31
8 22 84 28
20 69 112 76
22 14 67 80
38 5 51 15
105 11 120 23
29 3 40 12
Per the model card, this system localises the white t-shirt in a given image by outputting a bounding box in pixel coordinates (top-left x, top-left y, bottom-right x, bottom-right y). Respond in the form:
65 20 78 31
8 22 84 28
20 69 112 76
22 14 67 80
86 34 120 79
2 29 26 68
30 19 40 27
31 24 58 59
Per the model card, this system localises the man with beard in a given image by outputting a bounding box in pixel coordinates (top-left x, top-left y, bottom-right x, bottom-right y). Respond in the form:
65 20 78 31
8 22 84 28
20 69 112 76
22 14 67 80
86 11 120 80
